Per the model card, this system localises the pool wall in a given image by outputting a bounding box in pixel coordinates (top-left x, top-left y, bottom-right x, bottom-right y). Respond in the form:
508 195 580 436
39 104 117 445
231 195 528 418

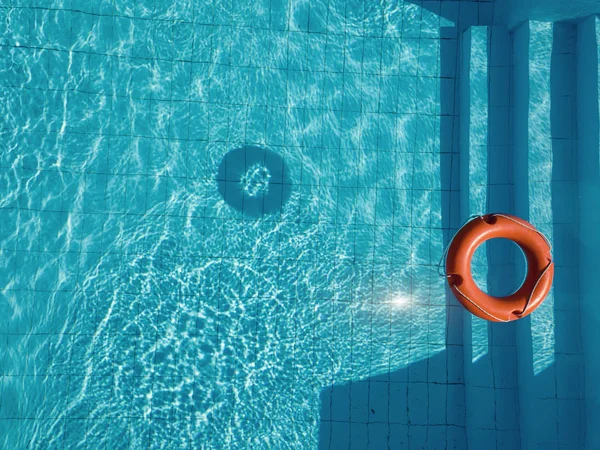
505 0 600 29
577 15 600 450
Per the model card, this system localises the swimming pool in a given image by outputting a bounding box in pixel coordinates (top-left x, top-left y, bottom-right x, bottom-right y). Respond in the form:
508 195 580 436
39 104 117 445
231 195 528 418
1 0 598 448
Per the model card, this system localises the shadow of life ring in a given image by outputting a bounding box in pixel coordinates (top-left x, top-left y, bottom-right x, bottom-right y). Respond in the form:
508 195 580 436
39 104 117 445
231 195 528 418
445 214 554 322
216 145 292 217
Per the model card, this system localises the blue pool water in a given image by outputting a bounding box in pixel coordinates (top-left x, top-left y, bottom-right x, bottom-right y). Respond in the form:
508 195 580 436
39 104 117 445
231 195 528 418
1 0 599 448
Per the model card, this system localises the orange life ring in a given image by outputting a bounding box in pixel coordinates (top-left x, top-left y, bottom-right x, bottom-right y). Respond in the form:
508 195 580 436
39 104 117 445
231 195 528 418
445 214 554 322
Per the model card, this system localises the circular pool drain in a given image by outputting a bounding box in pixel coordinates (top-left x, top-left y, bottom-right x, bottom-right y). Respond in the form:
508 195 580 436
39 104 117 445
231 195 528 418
217 145 291 217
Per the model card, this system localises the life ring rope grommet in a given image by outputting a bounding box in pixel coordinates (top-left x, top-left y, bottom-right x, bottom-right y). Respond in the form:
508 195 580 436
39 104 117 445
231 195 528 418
442 213 554 323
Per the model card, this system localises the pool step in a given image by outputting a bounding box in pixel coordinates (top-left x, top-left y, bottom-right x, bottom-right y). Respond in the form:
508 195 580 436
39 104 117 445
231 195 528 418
512 20 558 450
459 26 488 220
459 25 520 450
576 15 600 450
458 19 589 450
511 19 584 450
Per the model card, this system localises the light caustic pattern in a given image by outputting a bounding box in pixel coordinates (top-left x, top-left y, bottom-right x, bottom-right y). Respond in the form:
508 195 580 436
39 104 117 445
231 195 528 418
0 0 450 448
528 22 556 376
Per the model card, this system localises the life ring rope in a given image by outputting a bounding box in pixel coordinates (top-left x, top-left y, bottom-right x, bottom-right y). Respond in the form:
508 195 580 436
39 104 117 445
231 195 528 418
516 259 554 315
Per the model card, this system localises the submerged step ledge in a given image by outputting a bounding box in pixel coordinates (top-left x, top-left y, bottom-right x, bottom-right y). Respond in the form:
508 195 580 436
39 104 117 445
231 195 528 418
577 15 600 450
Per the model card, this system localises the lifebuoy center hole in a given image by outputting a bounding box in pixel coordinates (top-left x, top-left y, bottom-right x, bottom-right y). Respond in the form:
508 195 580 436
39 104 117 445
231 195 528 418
471 238 527 297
